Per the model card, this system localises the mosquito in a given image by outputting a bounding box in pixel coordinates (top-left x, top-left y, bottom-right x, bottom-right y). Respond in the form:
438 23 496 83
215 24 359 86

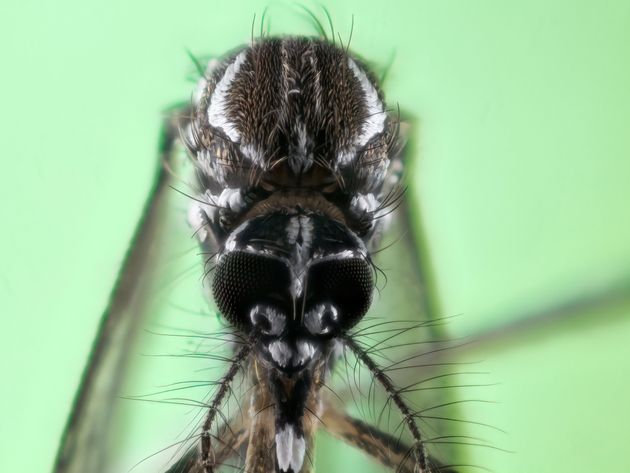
54 29 465 473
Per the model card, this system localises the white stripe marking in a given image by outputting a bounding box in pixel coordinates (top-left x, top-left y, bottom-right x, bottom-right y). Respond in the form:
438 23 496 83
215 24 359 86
348 58 386 147
208 51 247 142
350 193 379 215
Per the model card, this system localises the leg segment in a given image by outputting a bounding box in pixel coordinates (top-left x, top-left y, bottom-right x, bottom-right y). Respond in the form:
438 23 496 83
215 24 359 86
344 337 432 473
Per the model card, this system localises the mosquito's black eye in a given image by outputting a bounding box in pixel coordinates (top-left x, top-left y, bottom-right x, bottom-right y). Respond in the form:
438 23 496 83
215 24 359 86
306 257 374 330
212 251 290 329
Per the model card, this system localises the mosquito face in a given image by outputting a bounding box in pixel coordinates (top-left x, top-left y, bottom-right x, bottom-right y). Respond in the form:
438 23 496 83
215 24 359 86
212 209 374 373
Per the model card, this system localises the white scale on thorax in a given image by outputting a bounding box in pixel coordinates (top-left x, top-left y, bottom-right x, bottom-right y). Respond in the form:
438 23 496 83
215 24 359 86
187 187 247 243
207 51 247 142
350 192 379 216
288 119 314 174
335 58 387 168
216 188 246 213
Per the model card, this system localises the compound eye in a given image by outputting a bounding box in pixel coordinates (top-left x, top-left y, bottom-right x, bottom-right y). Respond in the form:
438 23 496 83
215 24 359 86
250 304 286 336
306 257 374 330
212 251 290 329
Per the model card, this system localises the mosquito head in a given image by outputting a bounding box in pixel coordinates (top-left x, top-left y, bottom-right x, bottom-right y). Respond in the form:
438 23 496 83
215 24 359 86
211 209 373 373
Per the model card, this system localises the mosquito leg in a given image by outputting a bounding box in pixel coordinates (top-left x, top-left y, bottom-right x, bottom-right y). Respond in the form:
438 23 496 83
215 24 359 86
321 402 457 473
213 416 250 467
321 402 411 472
200 343 252 473
166 414 250 473
343 337 432 473
300 379 324 473
244 361 276 473
243 399 276 473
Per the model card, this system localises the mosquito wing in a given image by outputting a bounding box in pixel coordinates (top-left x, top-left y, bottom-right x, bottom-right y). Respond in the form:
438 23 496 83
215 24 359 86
53 105 229 473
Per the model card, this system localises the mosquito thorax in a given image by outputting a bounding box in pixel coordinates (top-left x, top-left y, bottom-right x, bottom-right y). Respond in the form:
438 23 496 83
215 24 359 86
185 37 400 251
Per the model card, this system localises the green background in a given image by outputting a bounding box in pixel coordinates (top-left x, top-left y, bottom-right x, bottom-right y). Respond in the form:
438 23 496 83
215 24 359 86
2 1 630 472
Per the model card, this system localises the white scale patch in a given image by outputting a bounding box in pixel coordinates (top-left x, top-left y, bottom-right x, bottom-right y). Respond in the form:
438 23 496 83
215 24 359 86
286 216 315 299
187 189 224 243
275 424 306 473
298 216 314 257
334 59 387 171
285 216 301 245
250 305 286 335
296 339 316 365
208 51 247 142
288 120 314 174
217 188 246 213
240 143 264 166
336 149 356 166
222 219 250 253
350 193 379 216
286 215 315 259
304 304 338 335
268 340 292 367
325 339 345 379
189 188 244 243
348 58 386 147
